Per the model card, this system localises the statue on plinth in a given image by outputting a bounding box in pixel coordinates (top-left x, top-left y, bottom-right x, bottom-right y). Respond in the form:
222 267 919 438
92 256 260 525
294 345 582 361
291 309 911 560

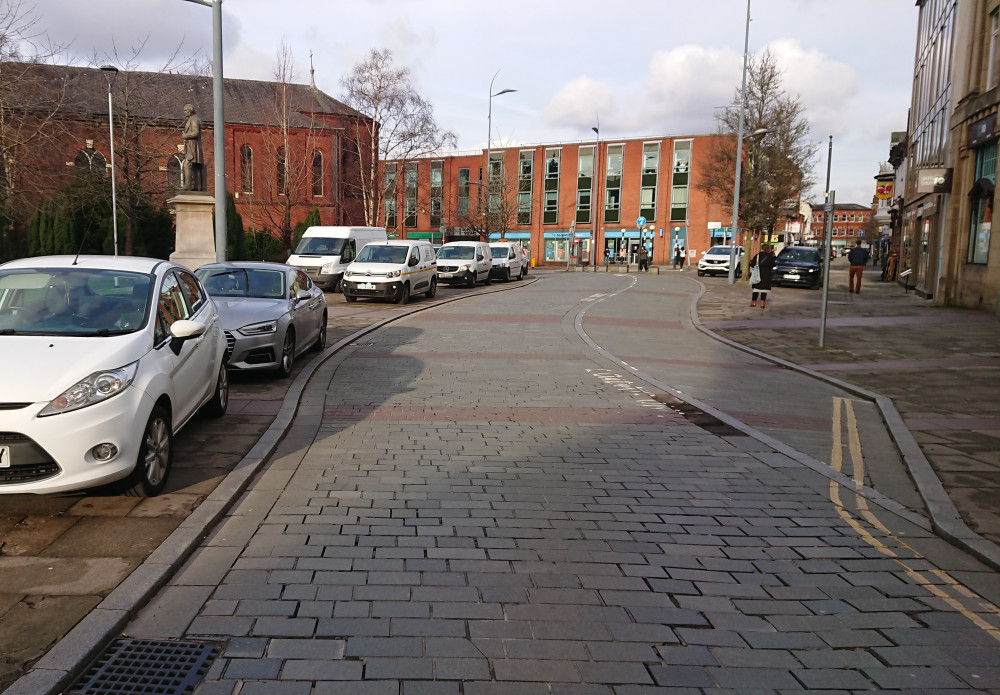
181 103 206 191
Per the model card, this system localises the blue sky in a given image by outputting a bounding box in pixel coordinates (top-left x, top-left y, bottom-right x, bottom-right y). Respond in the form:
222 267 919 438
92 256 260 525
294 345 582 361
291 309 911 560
37 0 919 206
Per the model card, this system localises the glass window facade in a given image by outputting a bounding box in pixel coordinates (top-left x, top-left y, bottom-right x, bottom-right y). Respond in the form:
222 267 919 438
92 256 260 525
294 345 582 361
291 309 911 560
404 161 417 228
968 141 996 264
518 150 533 225
458 167 470 217
641 142 659 222
577 146 594 224
430 160 443 227
384 162 398 228
670 140 692 222
544 149 560 224
604 144 623 223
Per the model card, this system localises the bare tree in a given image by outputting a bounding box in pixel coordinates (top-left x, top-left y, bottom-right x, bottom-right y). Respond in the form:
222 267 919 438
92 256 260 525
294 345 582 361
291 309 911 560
697 49 817 266
340 48 456 227
0 0 70 253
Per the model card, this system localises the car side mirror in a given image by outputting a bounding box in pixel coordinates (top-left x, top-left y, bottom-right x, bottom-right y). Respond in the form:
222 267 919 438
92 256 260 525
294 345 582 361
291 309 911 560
168 319 207 355
295 288 311 302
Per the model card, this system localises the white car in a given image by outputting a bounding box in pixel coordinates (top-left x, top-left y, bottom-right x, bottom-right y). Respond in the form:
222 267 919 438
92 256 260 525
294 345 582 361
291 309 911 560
342 240 438 305
489 242 528 282
697 245 745 277
196 262 327 378
436 241 493 287
0 255 229 496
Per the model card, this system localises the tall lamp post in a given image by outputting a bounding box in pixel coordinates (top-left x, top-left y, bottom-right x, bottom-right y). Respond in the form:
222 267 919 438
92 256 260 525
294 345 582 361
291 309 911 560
591 124 600 265
100 65 119 256
181 0 227 261
484 70 515 239
728 0 752 284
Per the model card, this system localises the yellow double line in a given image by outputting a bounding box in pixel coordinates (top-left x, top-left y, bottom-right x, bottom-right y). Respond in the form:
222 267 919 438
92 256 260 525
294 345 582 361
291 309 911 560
828 397 1000 642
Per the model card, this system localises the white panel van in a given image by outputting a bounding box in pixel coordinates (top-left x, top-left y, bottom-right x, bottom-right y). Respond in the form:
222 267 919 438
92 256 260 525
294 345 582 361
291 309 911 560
287 226 387 292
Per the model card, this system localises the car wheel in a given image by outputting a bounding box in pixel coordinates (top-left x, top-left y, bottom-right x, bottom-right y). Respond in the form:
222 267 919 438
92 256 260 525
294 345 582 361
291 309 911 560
483 272 492 286
201 362 229 417
119 405 172 497
330 277 340 293
697 269 704 276
395 283 410 305
425 276 437 299
312 312 328 351
345 295 357 302
467 272 476 288
276 330 295 378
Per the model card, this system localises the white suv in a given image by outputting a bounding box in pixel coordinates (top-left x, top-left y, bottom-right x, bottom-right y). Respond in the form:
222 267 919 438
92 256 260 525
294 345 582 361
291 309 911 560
489 241 528 282
342 240 437 305
697 245 745 277
436 241 492 287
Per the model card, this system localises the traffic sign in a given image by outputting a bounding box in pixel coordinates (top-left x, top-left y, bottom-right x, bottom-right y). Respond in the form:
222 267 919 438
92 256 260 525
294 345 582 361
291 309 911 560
636 216 646 228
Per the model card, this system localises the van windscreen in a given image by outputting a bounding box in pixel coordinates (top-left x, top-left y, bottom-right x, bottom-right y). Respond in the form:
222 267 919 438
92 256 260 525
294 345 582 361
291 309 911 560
294 237 347 256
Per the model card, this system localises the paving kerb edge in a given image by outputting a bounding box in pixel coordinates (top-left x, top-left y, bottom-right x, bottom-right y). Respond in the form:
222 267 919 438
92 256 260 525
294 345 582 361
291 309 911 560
1 276 541 695
573 276 935 535
686 278 1000 572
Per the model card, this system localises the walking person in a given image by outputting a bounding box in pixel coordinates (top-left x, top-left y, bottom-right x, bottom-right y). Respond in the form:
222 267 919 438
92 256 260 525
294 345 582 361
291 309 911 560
638 245 649 272
749 243 776 308
847 239 870 293
673 245 684 270
678 246 686 270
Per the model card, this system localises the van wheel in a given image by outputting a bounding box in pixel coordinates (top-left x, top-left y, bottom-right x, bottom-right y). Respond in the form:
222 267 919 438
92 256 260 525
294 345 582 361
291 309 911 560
395 283 410 305
345 295 357 303
425 277 437 299
330 277 340 293
483 273 491 286
119 406 171 497
467 272 476 288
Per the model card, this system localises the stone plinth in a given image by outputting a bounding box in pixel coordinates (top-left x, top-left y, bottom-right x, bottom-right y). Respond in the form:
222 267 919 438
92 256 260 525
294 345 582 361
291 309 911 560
169 192 217 271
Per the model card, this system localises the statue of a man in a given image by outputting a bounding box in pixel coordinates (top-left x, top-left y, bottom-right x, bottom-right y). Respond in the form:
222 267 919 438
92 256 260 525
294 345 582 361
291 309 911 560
181 103 206 191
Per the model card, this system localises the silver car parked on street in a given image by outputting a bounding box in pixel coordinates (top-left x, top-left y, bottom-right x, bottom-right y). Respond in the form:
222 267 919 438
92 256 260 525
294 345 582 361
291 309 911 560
196 262 327 378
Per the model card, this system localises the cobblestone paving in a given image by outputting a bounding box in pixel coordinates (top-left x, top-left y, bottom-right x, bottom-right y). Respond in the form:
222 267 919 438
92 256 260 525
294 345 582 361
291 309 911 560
120 272 1000 694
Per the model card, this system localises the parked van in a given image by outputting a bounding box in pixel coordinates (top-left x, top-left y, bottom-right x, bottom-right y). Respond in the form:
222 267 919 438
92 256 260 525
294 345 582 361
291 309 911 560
287 226 387 292
436 241 492 287
342 239 437 305
489 241 528 282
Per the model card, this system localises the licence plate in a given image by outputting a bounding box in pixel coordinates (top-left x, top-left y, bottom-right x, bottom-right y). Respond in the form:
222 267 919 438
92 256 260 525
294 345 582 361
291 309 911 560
358 282 375 290
0 446 10 468
783 274 800 280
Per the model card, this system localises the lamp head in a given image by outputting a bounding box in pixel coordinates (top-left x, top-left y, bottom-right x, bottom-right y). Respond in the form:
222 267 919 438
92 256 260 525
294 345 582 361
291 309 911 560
492 88 516 97
100 64 119 87
592 126 599 135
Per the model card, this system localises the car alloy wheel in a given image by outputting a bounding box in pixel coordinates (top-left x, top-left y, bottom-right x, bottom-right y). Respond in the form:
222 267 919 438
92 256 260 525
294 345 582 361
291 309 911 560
277 330 295 378
201 362 229 417
312 312 328 351
425 277 437 299
120 406 172 497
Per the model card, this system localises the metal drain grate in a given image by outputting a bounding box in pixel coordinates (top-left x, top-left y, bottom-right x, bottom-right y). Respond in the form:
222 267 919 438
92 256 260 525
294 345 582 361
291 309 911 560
68 638 220 695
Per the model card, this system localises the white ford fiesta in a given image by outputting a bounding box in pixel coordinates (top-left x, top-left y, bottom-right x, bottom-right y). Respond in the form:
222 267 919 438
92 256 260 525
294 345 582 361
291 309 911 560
0 255 229 496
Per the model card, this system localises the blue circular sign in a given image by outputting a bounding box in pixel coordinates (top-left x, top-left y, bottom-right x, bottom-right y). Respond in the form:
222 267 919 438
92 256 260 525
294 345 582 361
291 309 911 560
636 216 646 227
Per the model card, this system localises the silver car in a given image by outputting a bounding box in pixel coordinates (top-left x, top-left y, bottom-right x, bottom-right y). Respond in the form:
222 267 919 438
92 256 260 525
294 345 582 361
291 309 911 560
196 262 327 378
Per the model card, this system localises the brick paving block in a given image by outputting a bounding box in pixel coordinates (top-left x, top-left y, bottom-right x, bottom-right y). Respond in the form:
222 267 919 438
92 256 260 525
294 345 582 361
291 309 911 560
364 657 434 680
431 602 504 620
711 647 800 669
433 657 492 680
648 665 715 688
492 658 582 682
390 618 467 637
252 616 317 637
280 659 364 680
187 615 254 637
222 637 267 658
421 637 486 658
505 639 588 660
576 661 653 684
464 683 550 695
707 666 799 689
404 682 462 695
235 599 298 616
468 620 533 639
586 641 658 662
872 645 961 666
238 682 311 695
863 666 968 689
792 667 876 690
267 637 346 659
223 657 282 679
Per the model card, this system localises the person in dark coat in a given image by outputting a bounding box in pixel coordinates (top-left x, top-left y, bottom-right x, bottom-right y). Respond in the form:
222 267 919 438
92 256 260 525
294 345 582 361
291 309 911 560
749 243 776 308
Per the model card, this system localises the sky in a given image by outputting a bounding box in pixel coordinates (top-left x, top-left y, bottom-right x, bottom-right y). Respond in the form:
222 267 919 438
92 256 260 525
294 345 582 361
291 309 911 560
27 0 919 207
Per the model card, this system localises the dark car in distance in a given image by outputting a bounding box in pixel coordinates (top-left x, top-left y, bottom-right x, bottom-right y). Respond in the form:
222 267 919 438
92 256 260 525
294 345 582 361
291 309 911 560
773 246 824 289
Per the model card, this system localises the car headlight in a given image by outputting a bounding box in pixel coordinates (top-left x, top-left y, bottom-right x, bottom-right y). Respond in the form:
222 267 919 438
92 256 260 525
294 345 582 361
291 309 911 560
239 320 278 336
321 262 337 274
387 270 401 278
461 264 472 271
38 362 139 417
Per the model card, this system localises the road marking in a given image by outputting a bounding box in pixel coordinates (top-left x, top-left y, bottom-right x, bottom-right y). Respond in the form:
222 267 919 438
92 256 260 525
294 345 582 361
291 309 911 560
828 397 1000 642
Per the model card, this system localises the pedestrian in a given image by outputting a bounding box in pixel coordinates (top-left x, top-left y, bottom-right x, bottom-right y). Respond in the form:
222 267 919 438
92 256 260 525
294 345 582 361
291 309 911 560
638 245 649 272
749 243 776 308
673 245 683 270
678 246 686 270
847 239 870 293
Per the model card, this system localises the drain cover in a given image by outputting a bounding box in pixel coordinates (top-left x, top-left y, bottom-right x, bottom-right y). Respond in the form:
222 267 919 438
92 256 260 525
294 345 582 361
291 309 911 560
68 638 220 695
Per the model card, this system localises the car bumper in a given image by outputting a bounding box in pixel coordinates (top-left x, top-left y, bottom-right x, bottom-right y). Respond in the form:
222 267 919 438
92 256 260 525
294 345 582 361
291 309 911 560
342 279 402 299
774 269 821 286
0 386 153 494
437 270 473 283
698 263 731 274
224 329 281 371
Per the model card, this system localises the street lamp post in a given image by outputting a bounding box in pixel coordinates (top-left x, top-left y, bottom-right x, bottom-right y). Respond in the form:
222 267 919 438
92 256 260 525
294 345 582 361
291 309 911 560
181 0 227 261
484 70 515 239
728 0 752 284
591 124 600 265
100 65 119 256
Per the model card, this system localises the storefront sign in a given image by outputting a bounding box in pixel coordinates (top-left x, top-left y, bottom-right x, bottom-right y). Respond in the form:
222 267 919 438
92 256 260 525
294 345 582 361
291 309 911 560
915 168 952 194
968 113 997 148
876 180 894 200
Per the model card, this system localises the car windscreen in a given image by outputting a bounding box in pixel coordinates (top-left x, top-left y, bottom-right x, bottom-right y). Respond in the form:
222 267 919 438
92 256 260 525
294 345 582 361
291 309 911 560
356 245 409 264
197 268 286 299
437 246 475 260
777 248 818 262
706 247 732 256
490 246 513 258
0 268 153 336
293 236 347 256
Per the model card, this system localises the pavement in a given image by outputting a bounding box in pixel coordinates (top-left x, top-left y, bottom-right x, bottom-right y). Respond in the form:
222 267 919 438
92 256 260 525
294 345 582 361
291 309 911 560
1 261 998 694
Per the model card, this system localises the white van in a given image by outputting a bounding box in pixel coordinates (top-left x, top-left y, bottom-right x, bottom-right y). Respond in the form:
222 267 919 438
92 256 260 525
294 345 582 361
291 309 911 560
489 241 528 282
436 241 493 287
287 226 387 292
342 239 437 305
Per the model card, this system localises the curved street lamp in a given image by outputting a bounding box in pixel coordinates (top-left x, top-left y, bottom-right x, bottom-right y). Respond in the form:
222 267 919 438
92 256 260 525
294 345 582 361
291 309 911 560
484 70 515 238
100 65 119 256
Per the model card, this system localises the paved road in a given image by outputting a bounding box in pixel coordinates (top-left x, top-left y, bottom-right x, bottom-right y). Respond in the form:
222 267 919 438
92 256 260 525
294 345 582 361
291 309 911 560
19 270 996 694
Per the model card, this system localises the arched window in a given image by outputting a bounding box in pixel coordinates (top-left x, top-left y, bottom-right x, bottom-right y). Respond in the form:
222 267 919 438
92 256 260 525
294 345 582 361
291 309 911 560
73 149 107 177
240 144 253 194
312 150 323 197
276 146 286 195
166 154 183 189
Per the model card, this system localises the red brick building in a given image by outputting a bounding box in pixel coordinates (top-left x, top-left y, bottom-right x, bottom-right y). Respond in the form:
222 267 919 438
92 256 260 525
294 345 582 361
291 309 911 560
807 203 873 253
10 63 373 246
386 134 733 268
